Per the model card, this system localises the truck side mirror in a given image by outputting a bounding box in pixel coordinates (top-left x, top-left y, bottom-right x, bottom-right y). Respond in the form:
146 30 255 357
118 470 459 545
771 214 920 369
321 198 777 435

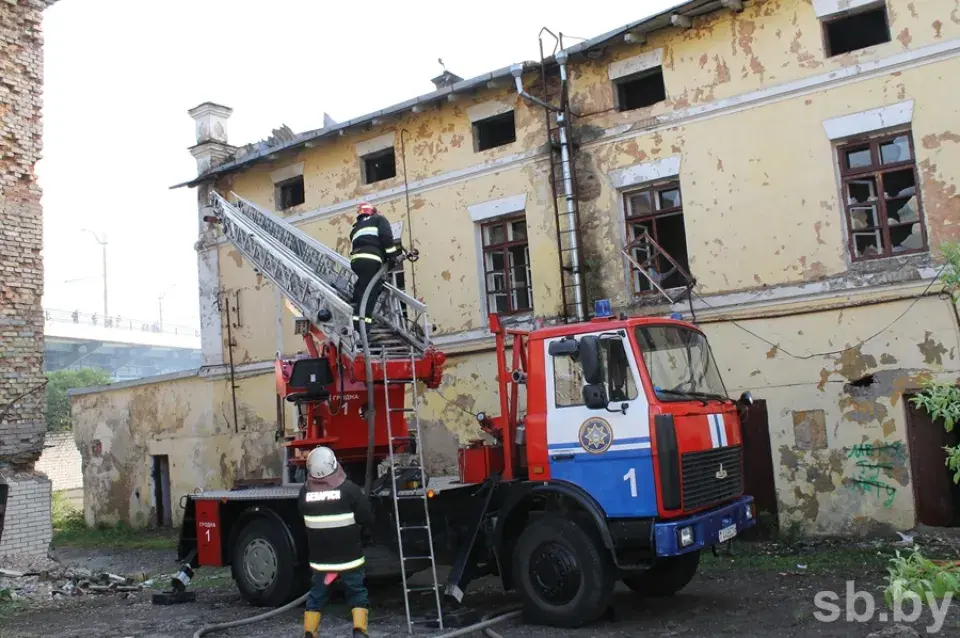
583 383 608 410
578 336 604 385
548 338 579 357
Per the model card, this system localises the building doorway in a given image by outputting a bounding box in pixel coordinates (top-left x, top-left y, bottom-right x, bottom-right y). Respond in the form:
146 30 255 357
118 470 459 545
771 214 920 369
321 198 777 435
905 396 960 527
740 399 778 534
151 455 172 527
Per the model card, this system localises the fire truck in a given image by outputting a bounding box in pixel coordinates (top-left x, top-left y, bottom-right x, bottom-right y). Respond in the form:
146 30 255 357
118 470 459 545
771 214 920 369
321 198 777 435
175 192 756 630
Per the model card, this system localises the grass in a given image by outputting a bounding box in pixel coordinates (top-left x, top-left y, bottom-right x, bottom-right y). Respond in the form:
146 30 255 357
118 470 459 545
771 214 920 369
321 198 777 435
50 491 176 550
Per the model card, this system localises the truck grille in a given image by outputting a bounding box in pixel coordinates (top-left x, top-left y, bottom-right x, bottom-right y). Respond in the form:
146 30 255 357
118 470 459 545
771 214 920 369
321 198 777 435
681 446 743 511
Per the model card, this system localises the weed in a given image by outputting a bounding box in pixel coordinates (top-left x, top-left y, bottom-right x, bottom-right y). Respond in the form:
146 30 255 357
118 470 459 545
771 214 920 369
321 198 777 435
885 547 960 605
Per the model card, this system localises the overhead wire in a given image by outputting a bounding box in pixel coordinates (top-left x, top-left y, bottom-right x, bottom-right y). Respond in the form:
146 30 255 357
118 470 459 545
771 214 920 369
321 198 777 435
689 263 948 360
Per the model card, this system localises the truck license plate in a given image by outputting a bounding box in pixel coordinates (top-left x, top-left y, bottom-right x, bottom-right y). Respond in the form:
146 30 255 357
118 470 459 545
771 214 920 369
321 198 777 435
718 524 737 543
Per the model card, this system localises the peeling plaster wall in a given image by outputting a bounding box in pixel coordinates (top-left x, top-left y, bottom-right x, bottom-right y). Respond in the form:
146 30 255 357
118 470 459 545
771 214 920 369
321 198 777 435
578 49 960 304
119 0 960 536
706 295 960 534
72 373 283 528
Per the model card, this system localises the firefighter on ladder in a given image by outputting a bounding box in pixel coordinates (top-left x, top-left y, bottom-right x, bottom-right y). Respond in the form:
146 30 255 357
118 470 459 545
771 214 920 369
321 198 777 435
299 446 375 638
350 202 400 334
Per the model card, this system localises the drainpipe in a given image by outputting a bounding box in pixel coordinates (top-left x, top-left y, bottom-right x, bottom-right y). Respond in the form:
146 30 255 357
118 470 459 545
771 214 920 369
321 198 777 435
510 54 586 322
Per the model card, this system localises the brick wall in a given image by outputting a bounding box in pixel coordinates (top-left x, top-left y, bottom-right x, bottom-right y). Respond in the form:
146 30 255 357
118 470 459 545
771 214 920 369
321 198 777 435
34 432 82 491
0 0 55 468
0 0 57 558
0 473 52 558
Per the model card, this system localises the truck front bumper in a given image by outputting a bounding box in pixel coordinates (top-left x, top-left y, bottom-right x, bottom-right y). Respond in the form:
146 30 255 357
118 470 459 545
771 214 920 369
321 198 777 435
652 495 756 557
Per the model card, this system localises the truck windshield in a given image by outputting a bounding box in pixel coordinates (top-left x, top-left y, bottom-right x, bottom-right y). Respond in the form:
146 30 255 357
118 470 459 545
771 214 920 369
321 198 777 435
634 326 727 401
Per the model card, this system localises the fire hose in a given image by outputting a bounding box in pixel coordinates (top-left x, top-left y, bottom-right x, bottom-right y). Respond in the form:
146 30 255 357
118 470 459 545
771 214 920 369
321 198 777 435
191 591 520 637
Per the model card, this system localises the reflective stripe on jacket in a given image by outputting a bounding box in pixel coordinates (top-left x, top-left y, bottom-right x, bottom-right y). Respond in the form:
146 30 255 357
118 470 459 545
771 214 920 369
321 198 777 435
297 478 374 572
349 213 398 262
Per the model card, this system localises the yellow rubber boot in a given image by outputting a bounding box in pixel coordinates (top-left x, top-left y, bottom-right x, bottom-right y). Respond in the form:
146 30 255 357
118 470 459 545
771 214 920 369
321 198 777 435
303 610 321 638
351 608 369 637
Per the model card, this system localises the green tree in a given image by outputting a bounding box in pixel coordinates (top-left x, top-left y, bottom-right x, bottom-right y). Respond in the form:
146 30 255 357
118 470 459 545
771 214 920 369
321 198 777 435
45 368 112 431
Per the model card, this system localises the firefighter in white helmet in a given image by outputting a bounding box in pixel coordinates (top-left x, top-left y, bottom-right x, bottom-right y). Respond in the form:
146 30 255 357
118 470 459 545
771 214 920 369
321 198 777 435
298 446 374 638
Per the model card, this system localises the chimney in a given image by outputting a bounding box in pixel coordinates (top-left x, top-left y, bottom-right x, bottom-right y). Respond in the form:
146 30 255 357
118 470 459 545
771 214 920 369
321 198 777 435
431 70 463 90
187 102 236 174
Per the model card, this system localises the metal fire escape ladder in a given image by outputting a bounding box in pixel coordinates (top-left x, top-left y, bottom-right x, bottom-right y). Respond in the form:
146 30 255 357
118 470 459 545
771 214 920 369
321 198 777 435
540 33 589 323
208 191 431 359
382 349 444 633
622 229 696 305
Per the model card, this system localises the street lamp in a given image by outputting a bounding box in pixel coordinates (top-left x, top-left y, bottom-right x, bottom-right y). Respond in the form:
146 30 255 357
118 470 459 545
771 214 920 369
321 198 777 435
158 283 179 332
80 229 108 319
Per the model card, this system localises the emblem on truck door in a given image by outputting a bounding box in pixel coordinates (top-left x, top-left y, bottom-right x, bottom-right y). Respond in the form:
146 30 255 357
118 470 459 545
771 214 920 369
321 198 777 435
579 417 613 454
715 463 728 480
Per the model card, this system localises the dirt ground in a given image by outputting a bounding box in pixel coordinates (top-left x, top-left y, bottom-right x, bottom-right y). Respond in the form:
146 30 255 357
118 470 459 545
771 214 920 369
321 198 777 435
2 539 959 637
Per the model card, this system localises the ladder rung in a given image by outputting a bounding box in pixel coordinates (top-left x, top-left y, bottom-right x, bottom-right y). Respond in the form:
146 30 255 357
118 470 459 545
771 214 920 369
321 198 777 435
406 586 440 593
402 555 433 561
400 526 428 531
390 407 416 413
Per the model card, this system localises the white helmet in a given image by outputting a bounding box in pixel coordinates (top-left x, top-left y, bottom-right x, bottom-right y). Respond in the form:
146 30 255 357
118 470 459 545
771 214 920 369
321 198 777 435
306 446 339 479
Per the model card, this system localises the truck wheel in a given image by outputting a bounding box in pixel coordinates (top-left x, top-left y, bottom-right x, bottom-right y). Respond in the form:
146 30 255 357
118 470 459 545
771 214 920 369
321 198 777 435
622 550 700 597
232 517 300 607
513 516 614 628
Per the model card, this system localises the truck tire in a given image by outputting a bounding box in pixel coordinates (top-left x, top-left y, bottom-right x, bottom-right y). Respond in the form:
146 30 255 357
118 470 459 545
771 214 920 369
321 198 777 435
232 517 301 607
513 515 614 628
622 550 700 597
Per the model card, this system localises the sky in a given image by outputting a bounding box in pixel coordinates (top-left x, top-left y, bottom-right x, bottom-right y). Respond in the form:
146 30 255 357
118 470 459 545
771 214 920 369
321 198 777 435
38 0 678 331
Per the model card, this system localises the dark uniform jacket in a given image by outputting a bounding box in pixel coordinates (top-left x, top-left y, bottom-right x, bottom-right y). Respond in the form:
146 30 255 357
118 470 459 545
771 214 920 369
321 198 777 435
349 214 399 264
297 471 375 572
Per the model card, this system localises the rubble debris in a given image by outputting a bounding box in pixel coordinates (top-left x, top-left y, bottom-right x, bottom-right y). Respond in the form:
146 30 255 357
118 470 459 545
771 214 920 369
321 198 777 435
0 556 154 603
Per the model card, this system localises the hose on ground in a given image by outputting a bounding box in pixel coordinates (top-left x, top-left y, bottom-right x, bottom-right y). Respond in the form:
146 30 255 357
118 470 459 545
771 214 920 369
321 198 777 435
430 607 522 638
481 606 523 638
191 593 521 638
192 592 308 638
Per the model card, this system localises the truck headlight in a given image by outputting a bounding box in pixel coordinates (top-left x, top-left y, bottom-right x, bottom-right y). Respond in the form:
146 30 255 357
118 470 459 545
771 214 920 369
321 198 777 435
678 526 694 548
745 503 754 520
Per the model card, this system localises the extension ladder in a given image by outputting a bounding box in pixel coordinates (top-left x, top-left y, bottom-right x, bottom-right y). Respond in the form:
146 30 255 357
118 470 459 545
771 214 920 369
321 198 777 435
208 191 431 360
381 348 444 633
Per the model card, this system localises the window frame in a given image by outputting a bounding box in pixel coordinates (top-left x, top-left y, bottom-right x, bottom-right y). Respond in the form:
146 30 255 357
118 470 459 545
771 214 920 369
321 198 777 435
821 2 891 58
360 147 397 185
550 334 640 409
622 180 689 294
614 66 667 112
836 130 927 262
473 111 517 152
480 214 533 316
275 175 305 210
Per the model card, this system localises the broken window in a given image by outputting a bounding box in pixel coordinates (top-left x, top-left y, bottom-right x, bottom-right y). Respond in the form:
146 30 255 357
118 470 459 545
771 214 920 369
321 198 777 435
823 3 891 57
624 182 691 293
482 216 532 315
361 147 397 184
838 131 926 260
474 111 516 151
615 67 667 112
276 175 305 210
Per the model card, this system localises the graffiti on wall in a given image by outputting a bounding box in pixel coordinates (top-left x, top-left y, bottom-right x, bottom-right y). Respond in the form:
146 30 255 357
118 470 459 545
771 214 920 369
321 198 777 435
846 442 907 507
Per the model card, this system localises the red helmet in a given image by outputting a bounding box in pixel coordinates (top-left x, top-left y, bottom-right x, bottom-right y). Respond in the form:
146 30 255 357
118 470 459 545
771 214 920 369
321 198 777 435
357 202 378 216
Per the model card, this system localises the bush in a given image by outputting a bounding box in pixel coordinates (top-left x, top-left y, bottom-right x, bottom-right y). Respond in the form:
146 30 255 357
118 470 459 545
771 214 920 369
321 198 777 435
886 548 960 605
51 490 85 533
45 368 112 431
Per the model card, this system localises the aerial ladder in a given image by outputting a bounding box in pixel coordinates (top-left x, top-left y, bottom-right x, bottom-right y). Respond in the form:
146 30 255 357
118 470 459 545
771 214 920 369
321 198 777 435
203 191 446 630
